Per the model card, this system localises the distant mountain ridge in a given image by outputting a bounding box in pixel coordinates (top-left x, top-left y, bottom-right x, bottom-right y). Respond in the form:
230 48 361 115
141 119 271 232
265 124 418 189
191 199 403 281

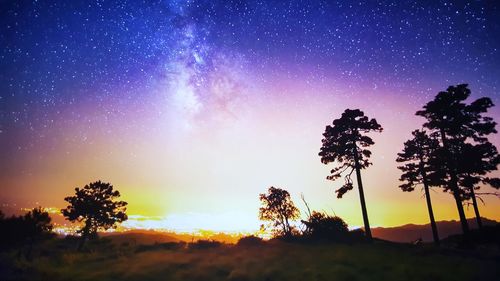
372 217 498 243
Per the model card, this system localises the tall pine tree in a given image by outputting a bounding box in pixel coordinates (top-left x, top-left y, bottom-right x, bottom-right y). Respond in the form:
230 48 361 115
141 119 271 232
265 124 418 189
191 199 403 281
396 130 441 245
416 84 496 235
319 109 383 241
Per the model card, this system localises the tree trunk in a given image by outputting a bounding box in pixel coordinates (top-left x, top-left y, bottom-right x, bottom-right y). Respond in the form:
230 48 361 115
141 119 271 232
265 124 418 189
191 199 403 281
439 129 469 236
352 146 372 241
78 220 91 251
452 189 469 235
284 216 291 237
78 235 86 251
469 186 482 228
279 214 287 237
421 169 440 245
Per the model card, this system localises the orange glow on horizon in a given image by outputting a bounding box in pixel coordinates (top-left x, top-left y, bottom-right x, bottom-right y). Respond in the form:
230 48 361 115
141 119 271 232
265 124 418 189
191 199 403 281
2 82 500 232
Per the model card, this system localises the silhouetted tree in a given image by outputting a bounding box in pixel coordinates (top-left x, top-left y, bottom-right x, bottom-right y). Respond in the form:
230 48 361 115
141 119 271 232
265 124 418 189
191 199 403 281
302 211 349 241
0 207 53 255
23 207 53 257
396 130 440 245
259 186 299 237
62 181 128 250
319 109 383 241
416 84 496 236
23 207 53 237
456 142 500 228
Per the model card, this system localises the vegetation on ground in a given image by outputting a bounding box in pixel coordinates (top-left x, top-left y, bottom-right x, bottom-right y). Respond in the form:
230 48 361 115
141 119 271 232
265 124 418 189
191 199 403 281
0 229 498 281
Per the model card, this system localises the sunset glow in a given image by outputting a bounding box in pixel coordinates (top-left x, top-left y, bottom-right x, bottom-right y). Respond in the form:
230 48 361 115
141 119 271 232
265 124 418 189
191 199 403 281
1 0 499 235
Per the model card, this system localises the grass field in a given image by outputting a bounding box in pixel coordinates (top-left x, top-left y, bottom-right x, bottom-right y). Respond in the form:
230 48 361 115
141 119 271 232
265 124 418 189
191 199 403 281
1 235 498 281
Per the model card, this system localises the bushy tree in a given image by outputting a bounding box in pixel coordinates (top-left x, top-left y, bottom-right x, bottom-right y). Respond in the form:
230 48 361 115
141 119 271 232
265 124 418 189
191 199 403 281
259 186 300 237
23 207 53 239
302 211 349 241
396 130 440 245
62 181 128 249
0 207 53 255
416 84 497 235
23 207 53 256
319 109 383 241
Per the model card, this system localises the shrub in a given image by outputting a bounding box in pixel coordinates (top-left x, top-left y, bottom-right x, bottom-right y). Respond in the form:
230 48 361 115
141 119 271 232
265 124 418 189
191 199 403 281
348 228 366 242
188 239 222 250
0 207 53 250
135 242 186 253
236 235 264 247
302 212 349 241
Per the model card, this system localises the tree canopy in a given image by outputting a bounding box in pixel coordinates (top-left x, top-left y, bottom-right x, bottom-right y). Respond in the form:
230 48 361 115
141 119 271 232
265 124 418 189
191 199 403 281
0 207 53 252
258 186 299 237
396 129 441 244
456 142 500 193
415 84 498 235
319 108 382 241
302 211 349 241
416 84 496 143
319 109 383 198
23 207 53 239
62 181 128 243
396 130 441 192
454 141 500 227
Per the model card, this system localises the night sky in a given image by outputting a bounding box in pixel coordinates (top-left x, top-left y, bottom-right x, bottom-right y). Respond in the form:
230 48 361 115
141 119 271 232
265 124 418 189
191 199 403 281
1 0 500 232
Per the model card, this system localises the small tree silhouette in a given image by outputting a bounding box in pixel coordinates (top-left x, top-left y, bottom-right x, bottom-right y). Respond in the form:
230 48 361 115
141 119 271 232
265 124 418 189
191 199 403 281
62 180 128 249
259 186 299 237
396 130 440 245
0 207 52 256
23 207 53 257
319 109 383 241
23 207 52 238
416 84 497 236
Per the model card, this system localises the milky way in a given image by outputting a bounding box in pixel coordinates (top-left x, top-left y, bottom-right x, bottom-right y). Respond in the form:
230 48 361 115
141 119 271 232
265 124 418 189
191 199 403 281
1 1 500 230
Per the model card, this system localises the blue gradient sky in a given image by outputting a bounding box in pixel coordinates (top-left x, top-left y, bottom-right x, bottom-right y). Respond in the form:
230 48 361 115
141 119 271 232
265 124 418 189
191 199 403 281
1 0 499 231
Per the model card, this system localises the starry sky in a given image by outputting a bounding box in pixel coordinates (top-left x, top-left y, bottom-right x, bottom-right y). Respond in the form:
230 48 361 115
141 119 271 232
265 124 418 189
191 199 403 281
1 0 500 232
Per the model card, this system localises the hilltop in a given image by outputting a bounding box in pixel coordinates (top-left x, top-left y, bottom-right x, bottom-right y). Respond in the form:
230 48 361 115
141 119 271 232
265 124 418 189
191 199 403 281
372 218 498 243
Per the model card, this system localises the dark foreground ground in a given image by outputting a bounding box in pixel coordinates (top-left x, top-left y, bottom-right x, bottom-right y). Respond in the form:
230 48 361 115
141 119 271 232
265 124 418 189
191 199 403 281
0 233 499 281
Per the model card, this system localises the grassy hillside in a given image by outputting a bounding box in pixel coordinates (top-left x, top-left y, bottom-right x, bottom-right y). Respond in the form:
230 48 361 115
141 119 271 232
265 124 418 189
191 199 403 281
1 235 498 281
